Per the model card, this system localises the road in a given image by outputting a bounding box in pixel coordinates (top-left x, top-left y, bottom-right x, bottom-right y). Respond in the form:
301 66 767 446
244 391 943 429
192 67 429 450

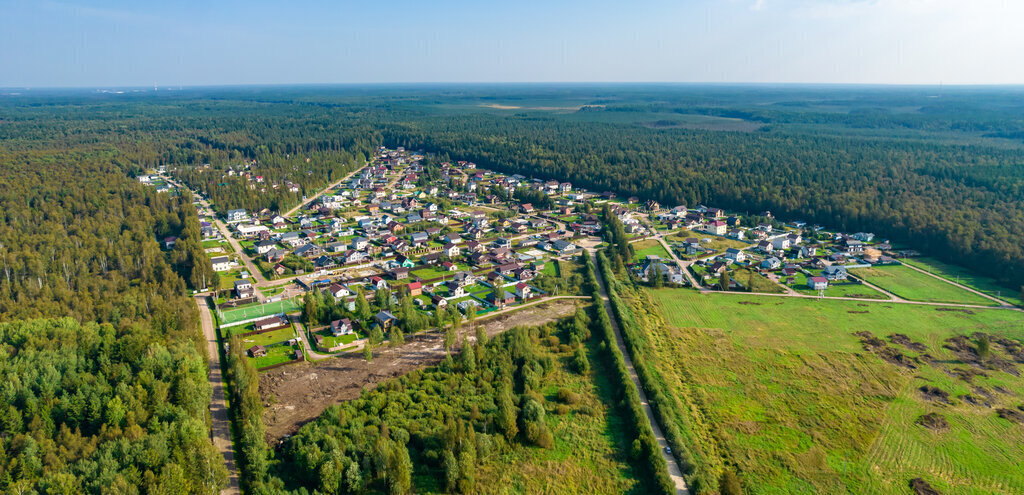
283 164 369 218
195 296 240 495
588 251 690 495
899 260 1015 308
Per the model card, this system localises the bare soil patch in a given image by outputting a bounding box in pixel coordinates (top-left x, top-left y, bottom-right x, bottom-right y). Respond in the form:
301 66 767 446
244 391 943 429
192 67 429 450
996 407 1024 425
915 412 949 431
935 307 974 315
919 385 951 404
910 477 942 495
258 299 580 443
889 333 928 352
856 331 917 369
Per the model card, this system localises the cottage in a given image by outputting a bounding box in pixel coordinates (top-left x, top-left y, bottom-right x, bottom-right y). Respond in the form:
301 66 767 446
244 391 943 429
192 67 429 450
391 267 410 280
724 248 746 263
407 281 423 296
293 243 323 258
211 256 232 272
822 265 849 281
374 311 398 330
255 239 278 254
234 279 254 299
705 220 727 236
514 282 532 299
443 243 461 257
807 276 829 290
432 295 448 309
331 318 354 336
370 276 389 291
325 283 351 299
760 257 782 270
247 345 267 358
253 316 288 332
226 209 248 222
350 237 369 250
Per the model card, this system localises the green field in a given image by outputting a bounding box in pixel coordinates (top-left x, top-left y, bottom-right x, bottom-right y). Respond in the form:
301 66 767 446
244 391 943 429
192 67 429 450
252 344 300 369
668 230 748 252
630 239 671 262
850 264 999 306
637 287 1024 493
238 326 295 348
734 268 787 294
901 257 1022 307
218 298 301 325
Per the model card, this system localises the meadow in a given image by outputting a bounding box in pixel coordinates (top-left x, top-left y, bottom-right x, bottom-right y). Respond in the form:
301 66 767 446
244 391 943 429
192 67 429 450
900 257 1022 307
630 239 671 262
637 287 1024 494
850 264 999 306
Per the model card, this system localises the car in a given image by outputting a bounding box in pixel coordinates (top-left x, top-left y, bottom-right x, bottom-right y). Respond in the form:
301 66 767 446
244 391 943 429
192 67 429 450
665 446 672 455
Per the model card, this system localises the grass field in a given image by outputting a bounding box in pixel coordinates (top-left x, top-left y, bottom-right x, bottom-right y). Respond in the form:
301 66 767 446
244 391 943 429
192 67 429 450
635 287 1024 494
734 268 787 294
218 298 301 325
668 230 748 252
850 264 999 306
238 326 295 348
252 344 300 369
901 257 1022 307
630 239 671 262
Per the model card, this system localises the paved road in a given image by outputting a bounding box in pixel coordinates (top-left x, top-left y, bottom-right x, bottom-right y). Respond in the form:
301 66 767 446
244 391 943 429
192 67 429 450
195 296 240 495
212 216 268 286
588 251 690 495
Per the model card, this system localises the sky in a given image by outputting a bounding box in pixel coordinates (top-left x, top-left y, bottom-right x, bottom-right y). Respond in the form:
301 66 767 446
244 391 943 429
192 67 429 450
1 0 1023 87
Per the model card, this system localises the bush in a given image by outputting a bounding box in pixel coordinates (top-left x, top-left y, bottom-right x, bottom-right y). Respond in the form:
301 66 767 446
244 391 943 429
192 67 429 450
556 388 581 405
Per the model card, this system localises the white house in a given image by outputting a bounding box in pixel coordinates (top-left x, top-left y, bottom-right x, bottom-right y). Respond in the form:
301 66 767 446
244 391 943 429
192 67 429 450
226 209 248 222
211 256 232 272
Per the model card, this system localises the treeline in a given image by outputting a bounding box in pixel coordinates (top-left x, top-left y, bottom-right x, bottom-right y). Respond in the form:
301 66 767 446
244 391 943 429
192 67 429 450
380 114 1024 289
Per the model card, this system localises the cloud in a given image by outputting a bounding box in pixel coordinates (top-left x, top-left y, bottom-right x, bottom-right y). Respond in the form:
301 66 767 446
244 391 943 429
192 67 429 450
752 0 767 10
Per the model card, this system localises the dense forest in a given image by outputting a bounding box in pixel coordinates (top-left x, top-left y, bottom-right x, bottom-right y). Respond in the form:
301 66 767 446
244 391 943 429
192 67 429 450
0 146 226 492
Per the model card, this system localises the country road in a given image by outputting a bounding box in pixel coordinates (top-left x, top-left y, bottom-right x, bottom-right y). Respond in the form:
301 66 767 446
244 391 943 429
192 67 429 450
899 260 1015 307
196 296 240 495
283 164 368 218
588 251 690 495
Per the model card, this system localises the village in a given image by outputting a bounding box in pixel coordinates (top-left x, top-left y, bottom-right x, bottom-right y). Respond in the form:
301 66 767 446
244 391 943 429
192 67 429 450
146 146 976 372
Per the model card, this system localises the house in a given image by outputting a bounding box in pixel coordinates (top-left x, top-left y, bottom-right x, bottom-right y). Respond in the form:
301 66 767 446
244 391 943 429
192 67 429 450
709 261 728 275
443 243 461 257
247 345 267 358
253 316 288 332
407 281 423 296
822 265 849 281
807 276 829 290
293 243 323 258
163 236 177 249
391 267 410 280
771 237 791 250
519 203 534 214
551 239 579 255
350 237 369 250
852 232 875 242
760 257 782 270
724 248 746 263
264 248 287 263
370 276 389 291
727 229 745 240
457 300 481 314
255 239 277 254
313 255 336 270
374 311 398 330
273 263 287 276
705 220 727 235
421 253 442 265
325 283 351 299
234 279 254 299
443 233 463 244
395 254 416 268
331 318 354 336
432 295 448 309
279 231 305 247
226 209 248 222
211 256 232 272
446 282 467 298
453 270 476 286
514 282 532 299
236 224 270 238
410 232 429 245
726 216 741 227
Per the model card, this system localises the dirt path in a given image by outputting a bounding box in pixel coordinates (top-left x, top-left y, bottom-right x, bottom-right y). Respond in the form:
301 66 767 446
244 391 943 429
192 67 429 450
588 251 690 495
284 164 368 218
259 298 583 442
195 296 240 495
900 261 1014 307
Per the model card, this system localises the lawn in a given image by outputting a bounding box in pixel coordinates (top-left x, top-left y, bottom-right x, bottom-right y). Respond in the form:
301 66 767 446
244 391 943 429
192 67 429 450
630 239 670 262
790 269 889 300
218 270 245 290
218 298 301 325
900 257 1022 307
733 268 787 294
633 286 1024 494
251 344 300 369
238 326 296 348
668 229 748 252
410 265 465 281
850 264 1000 306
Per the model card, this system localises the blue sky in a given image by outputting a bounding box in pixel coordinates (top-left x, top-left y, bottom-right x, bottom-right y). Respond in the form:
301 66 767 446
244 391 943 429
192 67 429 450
1 0 1022 87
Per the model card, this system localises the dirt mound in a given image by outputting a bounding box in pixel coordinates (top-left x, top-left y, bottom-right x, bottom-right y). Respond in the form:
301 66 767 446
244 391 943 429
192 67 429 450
879 347 917 369
960 394 991 408
919 385 951 404
889 333 928 352
847 310 869 314
855 331 886 350
996 407 1024 425
915 412 949 431
910 478 941 495
737 301 761 305
936 307 974 315
947 366 988 383
995 386 1014 395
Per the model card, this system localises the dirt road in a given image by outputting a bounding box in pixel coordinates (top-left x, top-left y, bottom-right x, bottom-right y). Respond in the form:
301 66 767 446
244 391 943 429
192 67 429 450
588 251 690 495
259 298 582 442
283 164 368 218
195 296 240 495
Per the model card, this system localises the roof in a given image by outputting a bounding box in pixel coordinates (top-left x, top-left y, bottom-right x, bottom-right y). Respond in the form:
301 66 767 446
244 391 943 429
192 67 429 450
809 276 828 283
211 256 230 264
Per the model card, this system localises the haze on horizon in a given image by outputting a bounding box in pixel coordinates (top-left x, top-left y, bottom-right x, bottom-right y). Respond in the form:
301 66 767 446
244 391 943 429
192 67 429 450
1 0 1022 88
